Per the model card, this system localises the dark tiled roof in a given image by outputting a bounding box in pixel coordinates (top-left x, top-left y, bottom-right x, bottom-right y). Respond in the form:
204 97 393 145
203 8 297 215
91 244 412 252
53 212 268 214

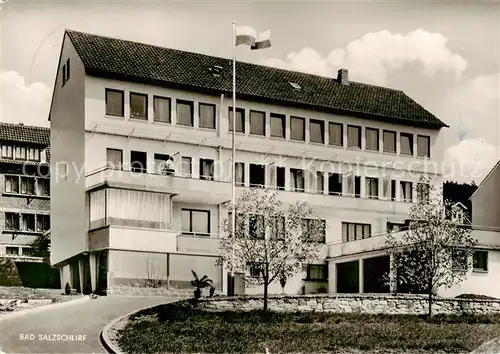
66 30 448 129
0 122 50 146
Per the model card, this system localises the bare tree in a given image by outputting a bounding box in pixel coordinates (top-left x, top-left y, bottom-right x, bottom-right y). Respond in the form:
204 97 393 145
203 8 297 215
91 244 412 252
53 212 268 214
218 188 325 311
384 176 476 317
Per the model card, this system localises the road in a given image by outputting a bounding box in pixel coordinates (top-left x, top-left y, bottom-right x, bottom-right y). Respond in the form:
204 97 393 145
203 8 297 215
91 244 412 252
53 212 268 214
0 296 173 354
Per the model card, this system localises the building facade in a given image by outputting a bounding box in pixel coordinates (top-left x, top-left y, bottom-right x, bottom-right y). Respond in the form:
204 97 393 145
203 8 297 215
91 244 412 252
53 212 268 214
49 30 449 295
0 122 51 262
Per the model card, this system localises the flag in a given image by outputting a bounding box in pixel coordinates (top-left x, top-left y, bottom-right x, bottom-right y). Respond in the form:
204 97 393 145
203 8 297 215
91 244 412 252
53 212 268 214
236 26 272 50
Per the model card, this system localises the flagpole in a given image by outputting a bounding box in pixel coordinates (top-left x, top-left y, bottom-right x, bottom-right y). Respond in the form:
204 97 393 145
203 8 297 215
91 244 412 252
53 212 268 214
230 20 236 296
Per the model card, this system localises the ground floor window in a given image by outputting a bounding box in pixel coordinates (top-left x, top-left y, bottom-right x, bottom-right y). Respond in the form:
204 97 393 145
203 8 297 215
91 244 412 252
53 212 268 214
306 264 328 281
473 250 488 272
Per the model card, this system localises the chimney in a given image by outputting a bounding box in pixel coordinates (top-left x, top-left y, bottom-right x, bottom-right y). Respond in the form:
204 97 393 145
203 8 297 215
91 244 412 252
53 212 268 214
337 69 349 85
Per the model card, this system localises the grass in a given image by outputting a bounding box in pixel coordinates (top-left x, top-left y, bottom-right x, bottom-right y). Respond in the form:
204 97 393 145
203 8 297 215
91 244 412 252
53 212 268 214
117 302 500 353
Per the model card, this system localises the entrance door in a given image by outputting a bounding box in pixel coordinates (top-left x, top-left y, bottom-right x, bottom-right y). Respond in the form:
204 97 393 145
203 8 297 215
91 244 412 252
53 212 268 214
96 251 108 295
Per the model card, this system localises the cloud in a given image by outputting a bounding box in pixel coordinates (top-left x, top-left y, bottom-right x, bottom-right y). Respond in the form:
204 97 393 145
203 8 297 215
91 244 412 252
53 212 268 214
1 70 51 127
261 29 468 86
444 138 498 184
262 29 499 183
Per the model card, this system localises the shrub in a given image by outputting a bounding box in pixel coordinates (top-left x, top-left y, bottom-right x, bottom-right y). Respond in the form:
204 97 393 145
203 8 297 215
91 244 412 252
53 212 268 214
456 293 497 300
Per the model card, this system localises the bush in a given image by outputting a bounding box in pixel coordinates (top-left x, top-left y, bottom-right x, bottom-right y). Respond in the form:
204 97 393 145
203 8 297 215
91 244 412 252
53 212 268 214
64 282 71 295
456 293 498 300
0 259 23 287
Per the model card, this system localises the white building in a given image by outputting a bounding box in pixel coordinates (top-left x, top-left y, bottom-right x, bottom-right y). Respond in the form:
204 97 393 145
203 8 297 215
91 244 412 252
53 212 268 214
49 30 449 295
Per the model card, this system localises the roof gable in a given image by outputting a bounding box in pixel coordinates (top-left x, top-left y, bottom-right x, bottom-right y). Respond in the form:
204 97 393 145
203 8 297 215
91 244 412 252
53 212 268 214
66 30 448 129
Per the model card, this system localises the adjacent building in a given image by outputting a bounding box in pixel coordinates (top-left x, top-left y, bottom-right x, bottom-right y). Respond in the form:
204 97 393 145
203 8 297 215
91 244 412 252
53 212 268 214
49 30 450 296
0 122 51 261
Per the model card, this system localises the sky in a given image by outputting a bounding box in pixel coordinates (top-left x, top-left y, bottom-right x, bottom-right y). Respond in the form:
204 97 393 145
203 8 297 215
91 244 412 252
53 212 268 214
0 0 499 184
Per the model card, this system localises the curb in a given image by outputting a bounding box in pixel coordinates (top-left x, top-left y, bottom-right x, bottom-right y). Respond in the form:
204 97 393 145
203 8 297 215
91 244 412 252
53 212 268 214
100 299 180 354
0 296 90 322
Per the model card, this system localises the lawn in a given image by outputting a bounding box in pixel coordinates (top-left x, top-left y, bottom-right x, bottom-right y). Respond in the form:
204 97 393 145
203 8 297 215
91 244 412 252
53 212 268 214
117 302 500 353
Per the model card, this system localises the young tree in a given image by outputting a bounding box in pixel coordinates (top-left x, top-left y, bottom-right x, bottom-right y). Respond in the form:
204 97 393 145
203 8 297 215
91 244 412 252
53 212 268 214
218 188 325 311
28 230 51 261
384 176 476 317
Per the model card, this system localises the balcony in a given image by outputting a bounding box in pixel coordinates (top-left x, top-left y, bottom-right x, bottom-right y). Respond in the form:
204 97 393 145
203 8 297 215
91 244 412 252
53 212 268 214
176 233 222 255
86 167 232 204
328 225 500 259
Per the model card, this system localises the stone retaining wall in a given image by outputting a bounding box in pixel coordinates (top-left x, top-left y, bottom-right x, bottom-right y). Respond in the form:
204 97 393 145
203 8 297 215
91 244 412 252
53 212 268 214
106 285 216 298
193 294 500 315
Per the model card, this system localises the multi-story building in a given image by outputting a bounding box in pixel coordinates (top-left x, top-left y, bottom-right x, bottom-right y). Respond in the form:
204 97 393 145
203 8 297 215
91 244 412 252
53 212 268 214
0 122 51 261
49 30 449 295
440 160 500 298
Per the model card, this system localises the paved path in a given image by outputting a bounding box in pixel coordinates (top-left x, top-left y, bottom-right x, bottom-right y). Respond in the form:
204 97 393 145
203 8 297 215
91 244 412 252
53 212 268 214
0 296 174 354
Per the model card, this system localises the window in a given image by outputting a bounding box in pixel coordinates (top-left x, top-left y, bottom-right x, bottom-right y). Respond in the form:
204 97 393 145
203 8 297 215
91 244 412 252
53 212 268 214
270 113 286 139
306 264 328 281
355 176 361 198
181 157 192 177
383 130 396 153
105 89 124 117
153 96 171 123
176 100 194 126
310 119 325 144
181 209 210 236
199 103 216 129
249 164 265 187
366 177 379 199
21 214 35 232
15 146 26 160
200 159 215 180
347 125 361 148
328 173 342 195
5 176 19 193
20 177 35 195
36 214 50 232
106 148 123 170
329 122 343 146
269 216 285 240
290 116 305 141
250 110 265 136
154 153 170 174
130 151 147 173
290 168 305 192
342 222 371 242
1 144 13 159
276 167 285 190
400 181 413 202
366 128 379 151
5 213 19 230
37 178 50 196
382 178 396 201
249 214 265 239
452 249 468 271
6 247 19 255
302 219 326 243
22 248 33 257
417 183 430 203
62 59 70 86
473 251 488 272
27 148 40 161
130 92 148 119
387 222 406 233
316 171 324 194
248 262 264 278
229 107 245 133
417 135 430 158
400 133 413 155
235 162 245 186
